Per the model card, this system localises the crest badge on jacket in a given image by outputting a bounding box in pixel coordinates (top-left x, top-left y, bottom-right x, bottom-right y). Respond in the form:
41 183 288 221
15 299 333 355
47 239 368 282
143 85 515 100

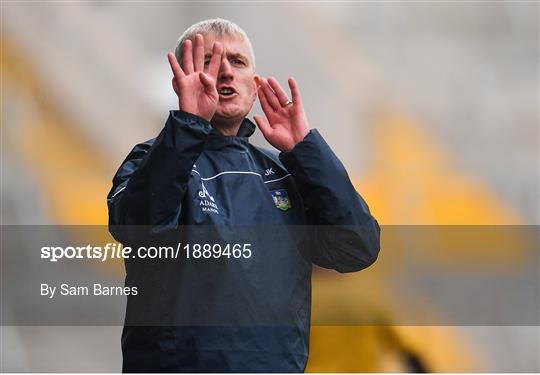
271 189 292 211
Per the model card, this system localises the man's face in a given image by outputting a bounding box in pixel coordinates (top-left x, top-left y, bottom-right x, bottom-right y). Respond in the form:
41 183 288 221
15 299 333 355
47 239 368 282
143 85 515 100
202 32 257 125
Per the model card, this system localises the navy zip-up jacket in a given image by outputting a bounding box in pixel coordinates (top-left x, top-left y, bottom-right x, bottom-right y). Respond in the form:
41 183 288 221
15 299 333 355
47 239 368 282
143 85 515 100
107 110 380 372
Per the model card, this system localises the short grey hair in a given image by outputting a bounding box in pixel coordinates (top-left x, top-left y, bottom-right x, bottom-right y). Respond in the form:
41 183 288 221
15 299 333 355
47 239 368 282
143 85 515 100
174 18 256 69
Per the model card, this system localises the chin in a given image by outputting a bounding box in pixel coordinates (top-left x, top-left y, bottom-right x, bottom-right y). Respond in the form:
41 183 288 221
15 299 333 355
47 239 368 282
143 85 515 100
215 107 247 121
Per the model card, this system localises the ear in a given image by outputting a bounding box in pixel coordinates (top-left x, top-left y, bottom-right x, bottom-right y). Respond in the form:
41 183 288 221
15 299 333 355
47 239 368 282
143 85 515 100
171 77 179 96
250 75 258 103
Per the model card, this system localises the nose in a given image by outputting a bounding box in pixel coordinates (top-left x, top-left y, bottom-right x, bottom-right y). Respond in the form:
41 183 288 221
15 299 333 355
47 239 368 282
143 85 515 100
218 57 234 82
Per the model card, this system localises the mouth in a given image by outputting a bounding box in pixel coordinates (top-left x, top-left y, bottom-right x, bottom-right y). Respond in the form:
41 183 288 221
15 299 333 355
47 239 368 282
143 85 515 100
218 86 238 100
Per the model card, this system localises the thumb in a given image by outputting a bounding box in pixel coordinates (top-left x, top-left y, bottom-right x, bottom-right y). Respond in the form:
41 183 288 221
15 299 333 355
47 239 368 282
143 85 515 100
253 115 273 139
199 72 215 93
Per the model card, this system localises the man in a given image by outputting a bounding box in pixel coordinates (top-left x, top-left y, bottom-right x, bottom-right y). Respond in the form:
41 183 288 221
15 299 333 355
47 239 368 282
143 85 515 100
107 18 380 372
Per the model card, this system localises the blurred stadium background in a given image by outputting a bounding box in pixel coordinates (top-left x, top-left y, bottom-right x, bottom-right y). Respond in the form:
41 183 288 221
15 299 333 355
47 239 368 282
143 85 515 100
1 1 538 372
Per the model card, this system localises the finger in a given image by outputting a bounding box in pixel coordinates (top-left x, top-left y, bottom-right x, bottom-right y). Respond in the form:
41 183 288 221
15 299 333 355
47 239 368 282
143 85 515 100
288 77 303 107
193 34 204 72
257 86 276 122
253 115 273 139
199 72 215 93
259 77 281 111
167 52 185 79
207 41 223 78
268 77 290 107
182 39 194 74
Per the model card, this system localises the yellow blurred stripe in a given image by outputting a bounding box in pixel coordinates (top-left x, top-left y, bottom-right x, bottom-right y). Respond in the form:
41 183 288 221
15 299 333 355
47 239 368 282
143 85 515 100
3 37 111 225
359 115 522 225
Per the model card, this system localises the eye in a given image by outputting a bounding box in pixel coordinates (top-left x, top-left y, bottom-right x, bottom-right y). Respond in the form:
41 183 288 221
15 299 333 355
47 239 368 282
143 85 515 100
204 59 211 66
231 59 246 66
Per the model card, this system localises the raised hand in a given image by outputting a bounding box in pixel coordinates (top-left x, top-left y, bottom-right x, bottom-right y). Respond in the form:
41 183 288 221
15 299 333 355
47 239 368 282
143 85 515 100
254 76 310 152
167 34 223 121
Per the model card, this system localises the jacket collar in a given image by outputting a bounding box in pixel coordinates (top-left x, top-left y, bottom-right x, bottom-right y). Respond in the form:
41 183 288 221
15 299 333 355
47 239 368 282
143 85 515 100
209 117 256 139
236 118 256 138
206 117 257 151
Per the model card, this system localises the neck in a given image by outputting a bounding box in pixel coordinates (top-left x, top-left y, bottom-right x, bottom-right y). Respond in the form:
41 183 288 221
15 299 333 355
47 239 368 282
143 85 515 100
211 117 243 136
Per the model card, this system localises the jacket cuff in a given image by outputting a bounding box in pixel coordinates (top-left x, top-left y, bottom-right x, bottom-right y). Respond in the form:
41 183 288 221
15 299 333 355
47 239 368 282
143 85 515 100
278 129 329 187
169 109 213 133
279 129 315 158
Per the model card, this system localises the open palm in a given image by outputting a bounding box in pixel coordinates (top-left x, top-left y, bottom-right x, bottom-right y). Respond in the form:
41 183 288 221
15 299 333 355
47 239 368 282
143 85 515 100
254 77 310 152
167 34 223 121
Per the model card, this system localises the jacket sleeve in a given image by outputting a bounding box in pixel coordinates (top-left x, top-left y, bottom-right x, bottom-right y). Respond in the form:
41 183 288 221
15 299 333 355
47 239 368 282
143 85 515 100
107 110 213 243
279 129 381 273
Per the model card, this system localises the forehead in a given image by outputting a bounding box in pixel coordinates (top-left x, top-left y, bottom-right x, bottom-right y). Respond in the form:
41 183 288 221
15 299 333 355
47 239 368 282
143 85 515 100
201 32 251 58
